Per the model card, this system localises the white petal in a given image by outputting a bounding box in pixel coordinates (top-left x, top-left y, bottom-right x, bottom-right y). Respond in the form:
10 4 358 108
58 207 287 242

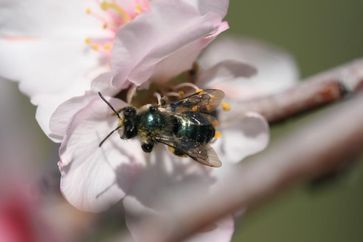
59 97 145 212
198 36 299 100
111 0 227 87
0 39 105 98
213 111 269 163
0 0 106 37
0 38 108 139
123 146 213 209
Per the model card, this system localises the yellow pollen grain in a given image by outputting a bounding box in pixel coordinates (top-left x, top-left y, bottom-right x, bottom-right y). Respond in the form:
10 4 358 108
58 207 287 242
84 38 100 51
103 43 112 51
84 37 92 45
192 106 198 112
214 131 222 139
135 4 143 14
91 44 100 51
85 8 92 14
222 101 231 111
100 1 131 22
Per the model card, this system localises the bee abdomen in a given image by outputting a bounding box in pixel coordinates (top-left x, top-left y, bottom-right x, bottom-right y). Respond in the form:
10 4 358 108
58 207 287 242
174 112 215 144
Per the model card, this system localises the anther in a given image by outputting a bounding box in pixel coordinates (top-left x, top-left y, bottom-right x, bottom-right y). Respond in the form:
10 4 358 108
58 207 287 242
100 1 131 22
222 101 231 111
85 8 92 14
214 131 222 139
103 43 112 51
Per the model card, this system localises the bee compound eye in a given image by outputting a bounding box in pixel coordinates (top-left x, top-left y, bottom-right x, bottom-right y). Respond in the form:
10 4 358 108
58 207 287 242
124 107 136 116
141 143 154 153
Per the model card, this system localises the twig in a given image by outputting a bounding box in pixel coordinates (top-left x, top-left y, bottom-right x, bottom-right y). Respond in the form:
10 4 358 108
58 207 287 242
242 59 363 123
136 91 363 242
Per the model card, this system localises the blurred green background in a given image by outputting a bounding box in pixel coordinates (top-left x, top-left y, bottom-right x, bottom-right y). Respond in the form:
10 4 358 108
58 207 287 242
227 0 363 241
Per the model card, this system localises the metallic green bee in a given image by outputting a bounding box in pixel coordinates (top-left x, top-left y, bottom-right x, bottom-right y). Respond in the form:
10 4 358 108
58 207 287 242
98 89 224 167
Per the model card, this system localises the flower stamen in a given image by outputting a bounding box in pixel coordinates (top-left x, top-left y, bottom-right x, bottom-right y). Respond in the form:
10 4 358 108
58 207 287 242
100 1 131 23
214 131 222 139
221 101 231 111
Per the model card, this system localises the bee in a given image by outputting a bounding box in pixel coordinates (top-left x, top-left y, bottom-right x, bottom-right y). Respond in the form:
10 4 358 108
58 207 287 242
98 89 224 167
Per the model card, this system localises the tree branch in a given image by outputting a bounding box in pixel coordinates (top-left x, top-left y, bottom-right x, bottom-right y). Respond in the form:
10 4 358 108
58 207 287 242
136 91 363 242
242 59 363 123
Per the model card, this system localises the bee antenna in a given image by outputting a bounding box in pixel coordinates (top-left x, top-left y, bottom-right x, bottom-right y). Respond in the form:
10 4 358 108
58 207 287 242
99 125 122 147
98 92 122 119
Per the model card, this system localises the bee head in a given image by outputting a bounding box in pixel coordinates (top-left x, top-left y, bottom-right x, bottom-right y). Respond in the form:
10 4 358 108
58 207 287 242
98 92 139 147
119 106 138 139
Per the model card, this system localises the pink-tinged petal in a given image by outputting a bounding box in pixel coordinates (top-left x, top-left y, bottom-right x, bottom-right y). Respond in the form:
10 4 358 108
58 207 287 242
213 111 269 163
49 92 106 142
184 0 229 18
59 97 145 212
0 0 105 37
198 37 299 100
198 60 257 86
111 0 228 87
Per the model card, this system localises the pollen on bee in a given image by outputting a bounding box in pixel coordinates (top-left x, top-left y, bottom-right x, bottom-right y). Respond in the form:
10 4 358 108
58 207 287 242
212 120 220 127
222 101 231 111
192 106 198 112
214 131 222 139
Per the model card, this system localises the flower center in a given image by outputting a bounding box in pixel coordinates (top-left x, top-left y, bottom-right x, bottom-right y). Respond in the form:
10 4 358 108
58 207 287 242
84 0 149 54
114 68 232 141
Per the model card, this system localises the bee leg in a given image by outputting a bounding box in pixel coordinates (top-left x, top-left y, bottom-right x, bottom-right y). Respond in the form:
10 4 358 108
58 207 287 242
173 147 186 157
141 142 154 153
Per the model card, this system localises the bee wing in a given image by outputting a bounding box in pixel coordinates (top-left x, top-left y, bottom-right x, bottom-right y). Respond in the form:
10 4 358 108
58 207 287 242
163 89 225 113
187 144 222 168
154 135 222 168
